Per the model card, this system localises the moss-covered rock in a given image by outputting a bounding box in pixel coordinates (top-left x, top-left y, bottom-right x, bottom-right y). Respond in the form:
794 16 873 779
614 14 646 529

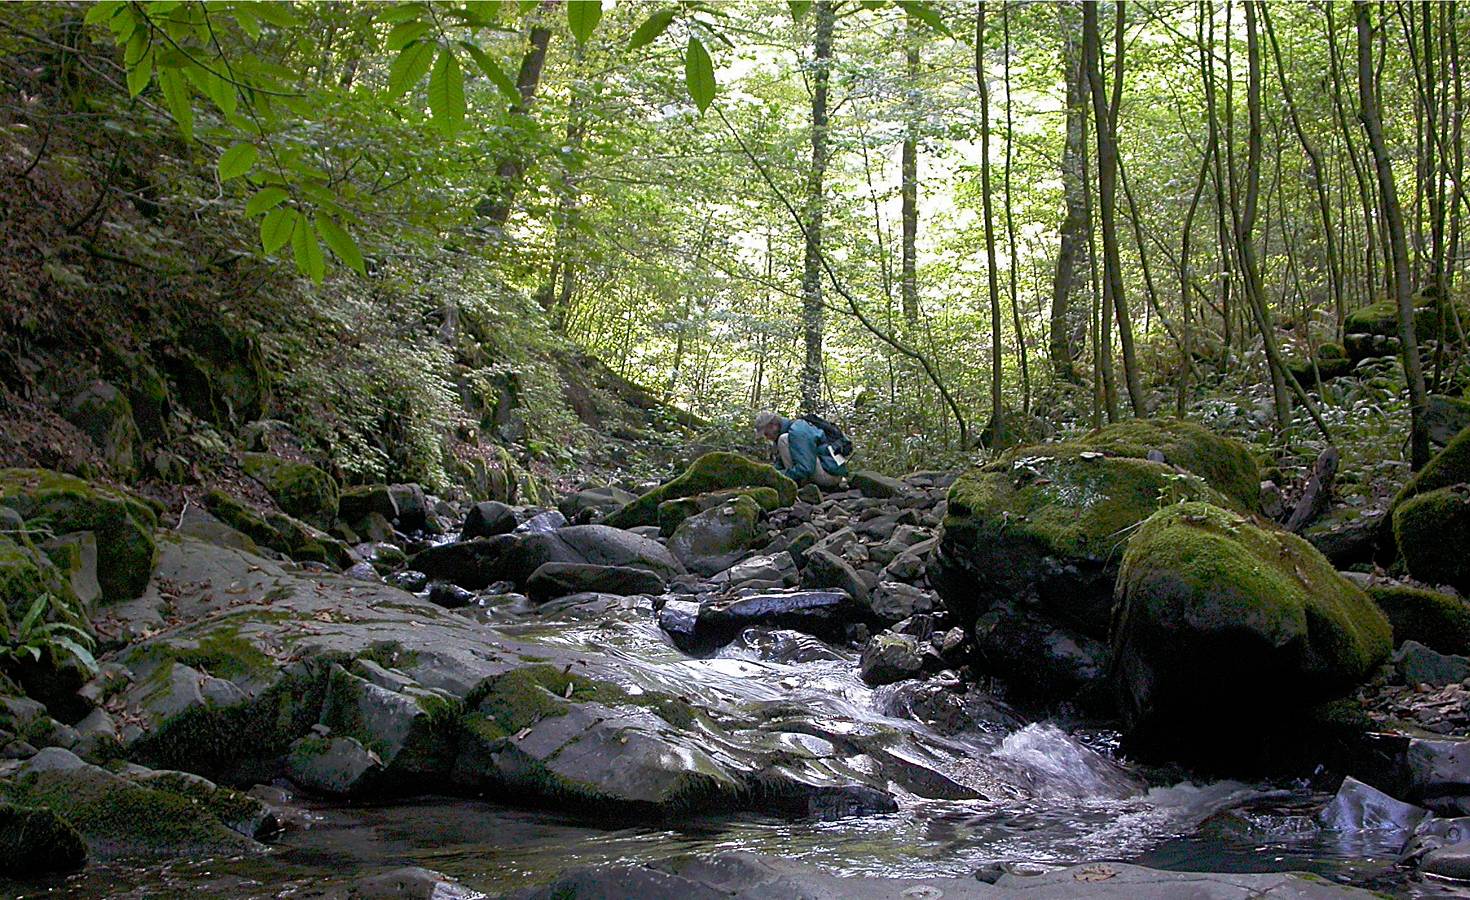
604 453 796 530
1397 425 1470 508
1428 395 1470 446
0 533 76 632
1343 292 1470 363
239 453 339 529
65 381 141 478
668 495 763 577
1393 485 1470 593
1369 584 1470 657
1286 345 1356 384
0 802 87 875
0 469 157 604
1 763 256 859
338 484 398 525
656 487 780 537
1112 502 1391 754
204 490 352 568
1075 419 1260 510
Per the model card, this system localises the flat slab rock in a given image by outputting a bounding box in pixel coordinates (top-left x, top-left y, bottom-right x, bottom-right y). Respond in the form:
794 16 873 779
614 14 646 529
505 851 1374 899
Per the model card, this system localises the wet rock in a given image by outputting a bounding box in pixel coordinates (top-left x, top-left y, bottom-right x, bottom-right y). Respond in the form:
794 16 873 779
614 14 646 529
388 570 429 592
501 525 684 587
882 681 1024 736
849 470 906 499
388 484 429 532
695 590 862 647
709 552 798 591
727 627 843 664
340 866 474 900
344 561 380 582
1408 737 1470 814
1317 776 1426 837
658 488 781 537
1112 502 1391 754
657 599 702 651
668 496 762 577
128 768 278 839
865 581 934 623
461 500 516 539
526 562 664 603
0 802 87 875
286 735 382 796
860 633 923 686
514 509 567 534
1395 640 1470 687
803 548 869 604
1421 841 1470 881
318 665 453 787
427 581 476 609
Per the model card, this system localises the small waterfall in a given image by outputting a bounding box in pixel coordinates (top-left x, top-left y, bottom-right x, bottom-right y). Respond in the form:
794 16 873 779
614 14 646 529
990 723 1143 800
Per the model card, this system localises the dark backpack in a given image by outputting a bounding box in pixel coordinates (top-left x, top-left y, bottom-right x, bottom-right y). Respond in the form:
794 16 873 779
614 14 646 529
799 413 854 460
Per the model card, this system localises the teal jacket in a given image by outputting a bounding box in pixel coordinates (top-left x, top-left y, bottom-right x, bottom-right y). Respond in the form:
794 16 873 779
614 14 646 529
781 418 849 482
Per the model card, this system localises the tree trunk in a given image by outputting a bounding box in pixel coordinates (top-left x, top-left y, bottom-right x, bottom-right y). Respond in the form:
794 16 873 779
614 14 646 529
475 1 557 228
1084 0 1144 417
1357 1 1430 468
901 21 920 327
1050 5 1087 384
977 1 1005 445
800 0 835 412
1002 4 1029 415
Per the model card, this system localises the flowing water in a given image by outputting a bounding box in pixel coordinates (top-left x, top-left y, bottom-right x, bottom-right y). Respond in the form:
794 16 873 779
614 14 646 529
5 599 1458 897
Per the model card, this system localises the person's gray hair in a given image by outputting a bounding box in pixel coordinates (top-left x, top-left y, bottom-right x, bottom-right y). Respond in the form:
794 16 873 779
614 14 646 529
753 410 781 433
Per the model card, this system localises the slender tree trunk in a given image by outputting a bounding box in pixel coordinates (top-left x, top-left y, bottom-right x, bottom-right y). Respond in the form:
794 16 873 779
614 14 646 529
800 0 835 412
1003 4 1029 415
1084 0 1145 417
901 21 920 327
476 0 557 227
1050 6 1087 384
1357 1 1430 468
977 2 1006 445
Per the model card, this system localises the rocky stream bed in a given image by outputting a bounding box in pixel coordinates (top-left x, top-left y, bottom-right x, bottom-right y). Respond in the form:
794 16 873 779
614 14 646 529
5 423 1470 897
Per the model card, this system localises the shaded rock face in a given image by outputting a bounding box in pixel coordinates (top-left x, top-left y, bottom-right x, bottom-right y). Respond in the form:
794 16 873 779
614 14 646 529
558 485 638 524
1112 502 1391 757
461 501 516 539
603 452 796 529
410 525 683 591
526 562 664 604
1317 776 1426 839
205 489 353 569
0 801 88 876
859 634 922 686
933 445 1226 703
657 488 779 537
0 469 158 604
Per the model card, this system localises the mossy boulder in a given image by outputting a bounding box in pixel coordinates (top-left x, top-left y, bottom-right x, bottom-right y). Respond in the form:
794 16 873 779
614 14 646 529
1397 425 1470 510
1428 395 1470 446
933 446 1230 702
1343 292 1470 363
603 452 795 530
204 490 352 568
1369 584 1470 657
1393 485 1470 593
1112 502 1391 754
1075 418 1260 510
1 760 257 859
338 484 398 526
0 802 87 875
657 487 780 537
668 495 763 577
0 469 157 604
1286 344 1356 384
0 533 76 633
239 453 339 530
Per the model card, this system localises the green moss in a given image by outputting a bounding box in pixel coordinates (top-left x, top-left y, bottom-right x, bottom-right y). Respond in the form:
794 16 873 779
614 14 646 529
356 640 420 671
0 802 87 875
1368 584 1470 656
1074 419 1260 510
0 468 157 604
132 625 273 681
1393 485 1470 593
2 767 252 857
132 771 267 837
1114 502 1392 723
204 490 352 568
603 452 796 529
239 453 340 529
657 487 780 537
1395 426 1470 507
462 664 697 739
0 533 77 631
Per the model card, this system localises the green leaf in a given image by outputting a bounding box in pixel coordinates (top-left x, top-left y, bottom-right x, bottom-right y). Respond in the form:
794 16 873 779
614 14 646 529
428 48 466 134
218 143 258 181
897 1 953 38
317 215 366 275
787 0 812 20
629 8 676 50
84 1 122 27
19 595 46 634
567 0 602 45
379 3 427 24
260 206 296 254
251 2 299 28
464 43 521 103
245 186 289 216
126 44 153 97
51 636 98 676
292 219 326 283
387 20 432 52
158 67 194 140
683 36 715 113
233 5 261 39
388 40 436 98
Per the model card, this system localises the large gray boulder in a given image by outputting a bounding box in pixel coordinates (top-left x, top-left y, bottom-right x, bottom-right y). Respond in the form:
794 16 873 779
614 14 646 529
668 496 761 577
